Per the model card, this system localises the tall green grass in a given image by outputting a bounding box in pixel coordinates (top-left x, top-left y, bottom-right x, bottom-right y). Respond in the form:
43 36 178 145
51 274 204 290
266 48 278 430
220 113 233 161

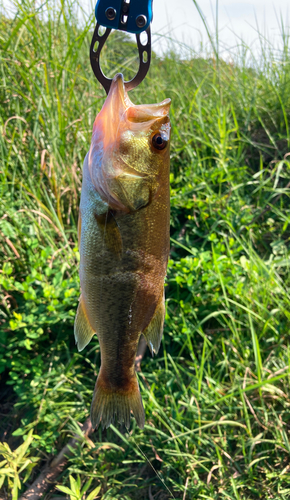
1 0 290 498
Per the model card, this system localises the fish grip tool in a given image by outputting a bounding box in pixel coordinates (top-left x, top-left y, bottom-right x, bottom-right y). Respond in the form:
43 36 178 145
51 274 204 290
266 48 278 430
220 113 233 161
90 0 152 94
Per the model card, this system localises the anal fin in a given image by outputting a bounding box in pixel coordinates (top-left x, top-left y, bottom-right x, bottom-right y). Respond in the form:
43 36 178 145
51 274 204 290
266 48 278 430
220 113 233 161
142 292 165 356
74 296 96 352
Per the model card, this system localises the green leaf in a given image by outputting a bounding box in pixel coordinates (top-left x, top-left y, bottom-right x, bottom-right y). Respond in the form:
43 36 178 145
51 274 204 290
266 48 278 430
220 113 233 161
69 475 80 496
15 430 34 465
80 477 93 496
18 459 32 474
86 485 101 500
0 468 15 475
12 473 20 500
12 428 25 437
55 485 77 497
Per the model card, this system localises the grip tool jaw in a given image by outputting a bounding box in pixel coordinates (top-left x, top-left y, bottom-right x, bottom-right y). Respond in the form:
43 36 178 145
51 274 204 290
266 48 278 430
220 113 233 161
90 0 152 94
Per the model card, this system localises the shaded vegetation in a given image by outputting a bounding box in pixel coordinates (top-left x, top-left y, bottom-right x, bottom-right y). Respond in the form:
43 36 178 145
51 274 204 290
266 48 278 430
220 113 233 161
1 0 290 498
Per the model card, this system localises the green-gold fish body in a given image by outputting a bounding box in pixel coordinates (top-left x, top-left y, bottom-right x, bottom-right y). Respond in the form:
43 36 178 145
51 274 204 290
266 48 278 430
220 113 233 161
75 74 171 429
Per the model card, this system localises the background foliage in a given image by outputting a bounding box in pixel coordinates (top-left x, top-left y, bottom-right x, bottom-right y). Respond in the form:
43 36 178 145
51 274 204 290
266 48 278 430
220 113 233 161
1 0 290 498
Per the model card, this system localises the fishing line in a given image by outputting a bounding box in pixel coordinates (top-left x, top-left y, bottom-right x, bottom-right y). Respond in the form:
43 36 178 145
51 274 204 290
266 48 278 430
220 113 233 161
129 433 176 499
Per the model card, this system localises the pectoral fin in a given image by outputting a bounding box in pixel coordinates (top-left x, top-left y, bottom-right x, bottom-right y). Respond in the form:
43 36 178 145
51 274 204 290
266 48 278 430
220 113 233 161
74 296 96 352
142 292 165 356
94 210 122 258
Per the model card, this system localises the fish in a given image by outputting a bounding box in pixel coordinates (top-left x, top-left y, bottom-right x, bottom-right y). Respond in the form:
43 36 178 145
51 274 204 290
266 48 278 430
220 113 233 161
75 73 171 430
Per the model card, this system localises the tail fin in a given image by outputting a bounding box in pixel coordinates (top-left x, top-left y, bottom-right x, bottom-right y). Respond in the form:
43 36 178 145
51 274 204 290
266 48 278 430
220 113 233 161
90 371 145 430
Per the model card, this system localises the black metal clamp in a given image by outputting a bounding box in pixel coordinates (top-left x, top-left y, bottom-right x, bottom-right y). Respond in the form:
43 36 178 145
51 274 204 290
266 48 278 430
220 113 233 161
90 0 152 94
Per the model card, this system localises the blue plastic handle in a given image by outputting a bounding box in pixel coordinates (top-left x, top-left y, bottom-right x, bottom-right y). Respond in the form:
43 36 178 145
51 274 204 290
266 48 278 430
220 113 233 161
95 0 153 34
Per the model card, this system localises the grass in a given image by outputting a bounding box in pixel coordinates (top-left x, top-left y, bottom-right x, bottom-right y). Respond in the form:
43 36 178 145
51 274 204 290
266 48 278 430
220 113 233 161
1 0 290 498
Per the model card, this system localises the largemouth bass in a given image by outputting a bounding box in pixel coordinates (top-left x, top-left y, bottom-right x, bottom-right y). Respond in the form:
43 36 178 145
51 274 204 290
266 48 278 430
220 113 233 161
75 73 171 430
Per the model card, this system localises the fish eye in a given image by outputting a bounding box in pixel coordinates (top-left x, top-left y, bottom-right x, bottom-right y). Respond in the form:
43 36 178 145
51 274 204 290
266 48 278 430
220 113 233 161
151 131 168 151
